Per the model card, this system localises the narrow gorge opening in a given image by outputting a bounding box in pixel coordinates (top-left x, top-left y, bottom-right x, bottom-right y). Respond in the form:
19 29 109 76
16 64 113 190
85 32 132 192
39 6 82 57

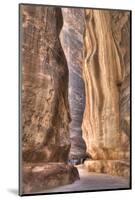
60 8 130 179
20 5 130 194
60 8 88 165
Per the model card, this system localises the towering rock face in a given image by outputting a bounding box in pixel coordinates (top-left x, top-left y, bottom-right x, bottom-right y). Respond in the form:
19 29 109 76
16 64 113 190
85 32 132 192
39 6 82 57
60 8 86 160
20 5 80 193
21 5 71 163
82 10 130 177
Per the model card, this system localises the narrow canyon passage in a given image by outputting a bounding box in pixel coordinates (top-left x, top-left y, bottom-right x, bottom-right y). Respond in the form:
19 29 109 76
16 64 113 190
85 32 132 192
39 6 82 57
60 8 87 162
20 5 130 194
60 8 130 178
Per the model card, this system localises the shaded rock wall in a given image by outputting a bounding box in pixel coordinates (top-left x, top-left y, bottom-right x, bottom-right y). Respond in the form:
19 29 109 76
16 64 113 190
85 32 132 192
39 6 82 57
82 9 130 176
21 5 71 163
60 8 86 159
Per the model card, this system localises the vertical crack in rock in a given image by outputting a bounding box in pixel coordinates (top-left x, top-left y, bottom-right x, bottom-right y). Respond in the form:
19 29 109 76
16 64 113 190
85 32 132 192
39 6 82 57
60 8 87 163
21 5 79 194
82 9 130 177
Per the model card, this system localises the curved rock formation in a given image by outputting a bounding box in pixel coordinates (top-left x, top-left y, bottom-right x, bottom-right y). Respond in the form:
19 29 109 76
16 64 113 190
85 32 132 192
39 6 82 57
60 8 86 160
82 9 130 177
20 6 130 195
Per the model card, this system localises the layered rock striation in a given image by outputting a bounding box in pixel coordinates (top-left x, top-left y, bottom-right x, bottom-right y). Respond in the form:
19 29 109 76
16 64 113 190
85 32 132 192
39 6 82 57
20 6 130 195
20 5 79 193
60 8 86 160
82 9 130 177
21 5 70 163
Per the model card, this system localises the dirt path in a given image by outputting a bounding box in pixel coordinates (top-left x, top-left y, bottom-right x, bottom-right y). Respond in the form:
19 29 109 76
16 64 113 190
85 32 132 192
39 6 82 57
42 165 129 193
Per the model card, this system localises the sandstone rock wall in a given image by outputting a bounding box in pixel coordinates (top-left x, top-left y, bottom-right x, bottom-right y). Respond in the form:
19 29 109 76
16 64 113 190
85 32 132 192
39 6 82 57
20 5 80 194
60 8 86 160
21 5 71 163
20 4 130 186
82 9 130 177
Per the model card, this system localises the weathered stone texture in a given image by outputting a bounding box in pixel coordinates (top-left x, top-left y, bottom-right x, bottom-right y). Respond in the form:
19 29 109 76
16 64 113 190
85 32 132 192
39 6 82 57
84 160 129 177
23 162 79 194
60 8 86 160
20 5 81 194
21 5 71 163
82 10 130 176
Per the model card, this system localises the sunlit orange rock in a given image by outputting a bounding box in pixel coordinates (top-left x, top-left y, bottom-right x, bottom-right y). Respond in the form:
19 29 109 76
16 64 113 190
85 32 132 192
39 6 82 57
82 9 130 177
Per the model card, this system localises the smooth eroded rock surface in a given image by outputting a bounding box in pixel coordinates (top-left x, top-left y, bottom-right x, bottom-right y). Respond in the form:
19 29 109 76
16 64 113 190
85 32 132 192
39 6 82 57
20 6 130 196
23 162 79 194
82 10 130 176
